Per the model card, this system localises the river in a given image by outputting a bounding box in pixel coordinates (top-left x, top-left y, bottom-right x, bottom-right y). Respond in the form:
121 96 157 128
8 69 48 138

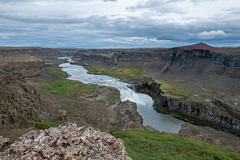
59 57 184 133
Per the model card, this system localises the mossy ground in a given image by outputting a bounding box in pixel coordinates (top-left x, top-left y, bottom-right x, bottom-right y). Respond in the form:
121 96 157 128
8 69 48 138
41 80 97 95
154 79 212 106
114 129 240 160
86 65 147 82
46 63 67 79
35 122 59 130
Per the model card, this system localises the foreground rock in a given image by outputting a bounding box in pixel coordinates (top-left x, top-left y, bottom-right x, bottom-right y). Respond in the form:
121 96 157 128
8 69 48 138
0 123 132 160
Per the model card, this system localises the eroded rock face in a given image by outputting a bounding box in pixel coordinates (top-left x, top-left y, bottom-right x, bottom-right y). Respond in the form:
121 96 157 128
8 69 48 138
0 53 43 128
0 123 132 160
135 82 240 135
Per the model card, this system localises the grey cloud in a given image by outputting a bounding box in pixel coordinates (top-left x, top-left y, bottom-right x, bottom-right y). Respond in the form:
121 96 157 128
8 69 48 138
127 0 185 14
0 0 239 48
103 0 117 2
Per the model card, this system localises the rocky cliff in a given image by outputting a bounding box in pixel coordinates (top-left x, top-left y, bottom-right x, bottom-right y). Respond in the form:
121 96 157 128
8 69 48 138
73 43 240 90
72 43 240 134
135 82 240 135
0 123 132 160
0 53 44 128
0 47 78 61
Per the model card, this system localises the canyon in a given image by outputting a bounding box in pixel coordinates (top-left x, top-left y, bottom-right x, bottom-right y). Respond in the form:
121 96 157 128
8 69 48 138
72 43 240 135
0 44 240 158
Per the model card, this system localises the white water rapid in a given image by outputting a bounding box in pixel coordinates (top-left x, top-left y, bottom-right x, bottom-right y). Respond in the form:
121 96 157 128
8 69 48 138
59 58 184 133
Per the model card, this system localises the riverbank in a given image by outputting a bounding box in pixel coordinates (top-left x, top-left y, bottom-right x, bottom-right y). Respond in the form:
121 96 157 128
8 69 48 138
82 64 240 135
135 81 240 136
78 63 240 153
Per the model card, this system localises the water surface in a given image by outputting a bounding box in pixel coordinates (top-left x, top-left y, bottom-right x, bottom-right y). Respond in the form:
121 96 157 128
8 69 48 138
60 58 184 133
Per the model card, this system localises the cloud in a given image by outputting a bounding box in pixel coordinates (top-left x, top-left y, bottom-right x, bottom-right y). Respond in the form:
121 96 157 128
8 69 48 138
0 0 239 47
198 30 230 39
103 0 117 2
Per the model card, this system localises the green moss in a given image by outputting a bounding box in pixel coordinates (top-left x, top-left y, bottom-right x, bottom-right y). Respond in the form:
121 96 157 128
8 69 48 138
46 64 67 78
78 86 97 94
42 80 76 95
86 65 146 82
76 97 84 101
114 128 240 160
97 99 104 103
41 80 97 96
0 102 9 109
35 122 59 130
155 79 212 106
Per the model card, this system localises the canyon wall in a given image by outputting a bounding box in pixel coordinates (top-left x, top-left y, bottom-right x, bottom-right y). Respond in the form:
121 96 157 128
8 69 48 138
73 44 240 90
135 82 240 135
0 53 44 128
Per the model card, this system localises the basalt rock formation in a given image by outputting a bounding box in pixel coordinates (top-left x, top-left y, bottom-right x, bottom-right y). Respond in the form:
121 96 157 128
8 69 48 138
135 82 240 135
0 123 132 160
0 53 43 128
73 43 240 89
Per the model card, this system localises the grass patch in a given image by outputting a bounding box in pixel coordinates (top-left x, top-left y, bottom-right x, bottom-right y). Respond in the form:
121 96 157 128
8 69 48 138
72 112 81 120
42 80 97 96
114 129 240 160
86 65 145 82
46 64 67 78
0 102 9 109
35 122 59 130
155 79 212 105
76 97 84 101
78 85 97 94
42 80 77 95
97 99 104 103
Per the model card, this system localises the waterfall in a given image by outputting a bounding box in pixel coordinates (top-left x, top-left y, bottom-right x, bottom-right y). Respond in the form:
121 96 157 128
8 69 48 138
59 57 184 133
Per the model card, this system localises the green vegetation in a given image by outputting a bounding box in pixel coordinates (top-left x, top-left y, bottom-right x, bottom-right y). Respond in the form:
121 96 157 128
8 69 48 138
114 129 240 160
42 80 97 95
46 63 67 78
97 99 104 103
0 102 9 109
155 79 212 105
78 85 97 94
42 80 76 95
35 122 59 130
86 65 145 82
72 112 80 120
76 97 84 101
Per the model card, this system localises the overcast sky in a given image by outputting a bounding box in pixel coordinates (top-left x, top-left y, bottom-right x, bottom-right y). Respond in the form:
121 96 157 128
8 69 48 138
0 0 239 48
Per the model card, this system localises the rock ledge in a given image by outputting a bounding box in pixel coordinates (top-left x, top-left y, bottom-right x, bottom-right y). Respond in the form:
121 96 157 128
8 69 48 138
0 123 132 160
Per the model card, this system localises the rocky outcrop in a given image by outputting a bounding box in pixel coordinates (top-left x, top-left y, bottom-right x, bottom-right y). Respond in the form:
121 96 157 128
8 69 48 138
114 101 143 131
135 82 240 135
0 123 132 160
0 53 43 128
0 136 10 150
